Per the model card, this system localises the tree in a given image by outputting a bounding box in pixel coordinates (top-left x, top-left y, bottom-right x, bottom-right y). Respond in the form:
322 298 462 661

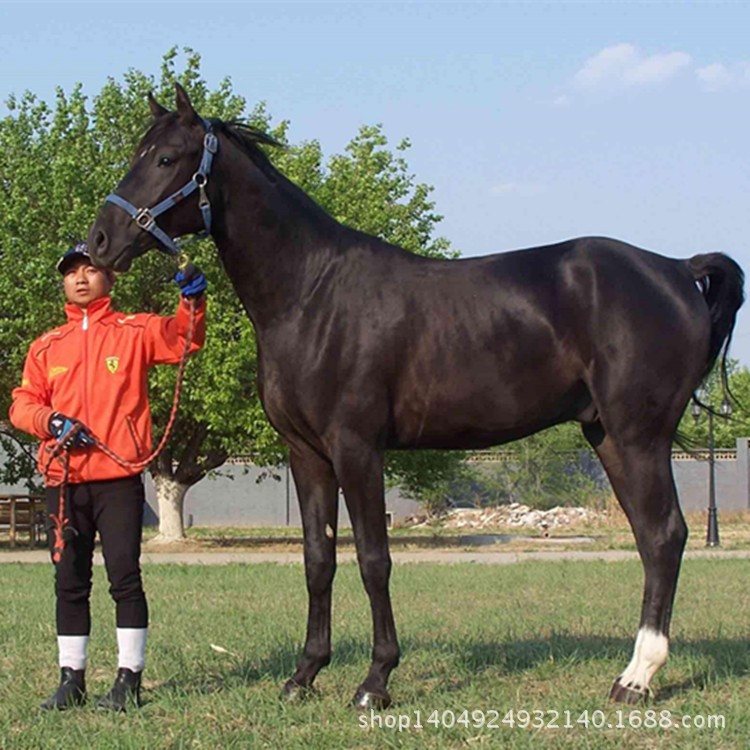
677 359 750 449
318 125 454 260
466 424 607 511
0 421 41 493
0 48 464 538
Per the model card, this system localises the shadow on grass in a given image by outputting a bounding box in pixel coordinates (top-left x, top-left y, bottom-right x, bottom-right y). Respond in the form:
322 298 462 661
156 636 368 697
154 631 750 703
418 632 750 700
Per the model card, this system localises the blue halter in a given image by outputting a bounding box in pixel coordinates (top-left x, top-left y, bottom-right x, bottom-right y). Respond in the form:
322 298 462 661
105 119 219 257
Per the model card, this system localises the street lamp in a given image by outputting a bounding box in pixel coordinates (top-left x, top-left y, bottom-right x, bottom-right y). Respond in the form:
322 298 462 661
691 394 732 547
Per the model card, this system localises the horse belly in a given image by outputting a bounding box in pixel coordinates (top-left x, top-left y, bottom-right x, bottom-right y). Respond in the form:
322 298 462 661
389 352 580 450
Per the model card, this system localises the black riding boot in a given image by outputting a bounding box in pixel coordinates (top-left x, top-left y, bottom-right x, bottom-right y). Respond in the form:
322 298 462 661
96 667 142 712
40 667 86 710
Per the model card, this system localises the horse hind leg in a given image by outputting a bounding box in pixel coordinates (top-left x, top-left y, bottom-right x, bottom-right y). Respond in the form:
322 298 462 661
583 424 688 703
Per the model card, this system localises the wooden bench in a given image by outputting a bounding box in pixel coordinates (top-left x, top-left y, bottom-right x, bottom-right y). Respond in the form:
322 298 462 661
0 495 45 547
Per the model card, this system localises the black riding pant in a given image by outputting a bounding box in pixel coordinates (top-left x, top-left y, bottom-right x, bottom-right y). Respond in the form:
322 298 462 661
45 474 148 635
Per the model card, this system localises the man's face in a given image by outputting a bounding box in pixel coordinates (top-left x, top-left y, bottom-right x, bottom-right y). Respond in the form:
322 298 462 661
62 260 114 308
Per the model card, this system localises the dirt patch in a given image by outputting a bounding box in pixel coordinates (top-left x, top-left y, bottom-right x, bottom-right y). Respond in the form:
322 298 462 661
407 504 607 534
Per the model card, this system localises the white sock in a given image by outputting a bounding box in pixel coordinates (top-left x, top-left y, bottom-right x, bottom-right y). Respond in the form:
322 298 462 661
117 627 147 672
58 635 89 670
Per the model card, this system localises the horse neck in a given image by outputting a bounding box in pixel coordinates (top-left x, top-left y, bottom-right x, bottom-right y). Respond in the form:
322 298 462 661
211 139 342 329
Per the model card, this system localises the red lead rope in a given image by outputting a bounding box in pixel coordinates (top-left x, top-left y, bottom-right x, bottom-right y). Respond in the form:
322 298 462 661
44 299 197 564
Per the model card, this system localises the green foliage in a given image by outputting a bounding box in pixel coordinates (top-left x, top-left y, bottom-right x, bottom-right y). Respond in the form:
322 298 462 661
456 424 607 511
677 359 750 449
318 125 456 259
0 425 41 493
389 425 608 515
0 47 462 498
386 450 471 517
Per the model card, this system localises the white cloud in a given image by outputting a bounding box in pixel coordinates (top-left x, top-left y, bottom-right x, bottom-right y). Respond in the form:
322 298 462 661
571 43 691 91
697 61 750 91
622 51 692 86
696 63 732 91
559 44 750 106
572 43 637 89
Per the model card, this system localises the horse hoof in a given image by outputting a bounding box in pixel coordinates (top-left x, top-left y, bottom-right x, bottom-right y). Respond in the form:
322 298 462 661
280 679 313 703
352 686 391 710
609 678 647 704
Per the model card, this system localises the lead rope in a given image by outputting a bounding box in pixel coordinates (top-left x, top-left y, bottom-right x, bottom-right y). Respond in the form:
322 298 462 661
45 450 72 564
43 296 197 564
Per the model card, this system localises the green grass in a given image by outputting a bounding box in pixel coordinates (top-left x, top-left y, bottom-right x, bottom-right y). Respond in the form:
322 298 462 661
0 559 747 749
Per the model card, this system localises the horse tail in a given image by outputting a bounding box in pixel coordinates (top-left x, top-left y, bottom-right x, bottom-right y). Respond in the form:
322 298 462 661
687 252 745 388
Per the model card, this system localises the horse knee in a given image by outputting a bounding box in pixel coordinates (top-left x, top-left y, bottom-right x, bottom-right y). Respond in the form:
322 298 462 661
305 558 336 596
359 553 392 593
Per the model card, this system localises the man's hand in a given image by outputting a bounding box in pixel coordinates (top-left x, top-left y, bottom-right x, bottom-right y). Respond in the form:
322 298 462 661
174 263 207 299
48 412 95 449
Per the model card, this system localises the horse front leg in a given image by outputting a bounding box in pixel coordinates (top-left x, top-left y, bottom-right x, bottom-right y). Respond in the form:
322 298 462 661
281 445 339 701
333 437 399 709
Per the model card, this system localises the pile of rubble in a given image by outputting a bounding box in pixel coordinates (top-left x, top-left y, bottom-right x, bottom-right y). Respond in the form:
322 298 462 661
408 503 607 532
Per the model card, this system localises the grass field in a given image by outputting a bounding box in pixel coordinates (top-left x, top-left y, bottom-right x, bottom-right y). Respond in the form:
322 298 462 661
1 557 748 749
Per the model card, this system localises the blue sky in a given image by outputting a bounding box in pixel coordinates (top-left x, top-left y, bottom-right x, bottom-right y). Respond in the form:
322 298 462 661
2 2 750 364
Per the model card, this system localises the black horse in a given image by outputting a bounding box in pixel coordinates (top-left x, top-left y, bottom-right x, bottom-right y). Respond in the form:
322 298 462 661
89 84 744 708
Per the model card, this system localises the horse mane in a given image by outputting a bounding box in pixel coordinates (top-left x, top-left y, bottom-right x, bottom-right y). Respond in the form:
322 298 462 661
208 118 284 182
208 117 341 228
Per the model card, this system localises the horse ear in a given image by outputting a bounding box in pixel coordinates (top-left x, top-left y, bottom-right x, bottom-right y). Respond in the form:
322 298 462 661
147 92 169 119
175 82 200 125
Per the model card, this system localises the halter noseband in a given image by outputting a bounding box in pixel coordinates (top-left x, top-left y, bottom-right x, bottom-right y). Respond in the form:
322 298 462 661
105 118 218 257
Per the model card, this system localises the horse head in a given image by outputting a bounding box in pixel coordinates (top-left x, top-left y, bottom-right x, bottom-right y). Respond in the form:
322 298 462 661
89 84 214 271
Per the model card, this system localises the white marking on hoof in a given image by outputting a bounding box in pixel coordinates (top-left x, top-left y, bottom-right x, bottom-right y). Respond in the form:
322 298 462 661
618 628 669 694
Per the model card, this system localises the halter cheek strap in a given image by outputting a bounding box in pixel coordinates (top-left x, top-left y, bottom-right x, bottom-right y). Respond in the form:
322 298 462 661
105 119 218 257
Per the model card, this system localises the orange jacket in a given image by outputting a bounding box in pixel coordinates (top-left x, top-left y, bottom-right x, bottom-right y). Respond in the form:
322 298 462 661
9 295 206 486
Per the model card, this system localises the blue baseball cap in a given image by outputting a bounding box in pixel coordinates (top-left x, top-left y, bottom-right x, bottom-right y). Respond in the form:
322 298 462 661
56 242 92 275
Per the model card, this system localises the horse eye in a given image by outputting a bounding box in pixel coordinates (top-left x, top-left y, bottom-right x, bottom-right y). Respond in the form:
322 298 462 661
158 156 173 167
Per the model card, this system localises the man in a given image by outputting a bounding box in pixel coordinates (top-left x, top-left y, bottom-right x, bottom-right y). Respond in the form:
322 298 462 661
9 242 207 711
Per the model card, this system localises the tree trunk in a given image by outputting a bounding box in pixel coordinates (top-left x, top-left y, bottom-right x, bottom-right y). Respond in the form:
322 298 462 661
144 422 227 544
150 472 190 543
